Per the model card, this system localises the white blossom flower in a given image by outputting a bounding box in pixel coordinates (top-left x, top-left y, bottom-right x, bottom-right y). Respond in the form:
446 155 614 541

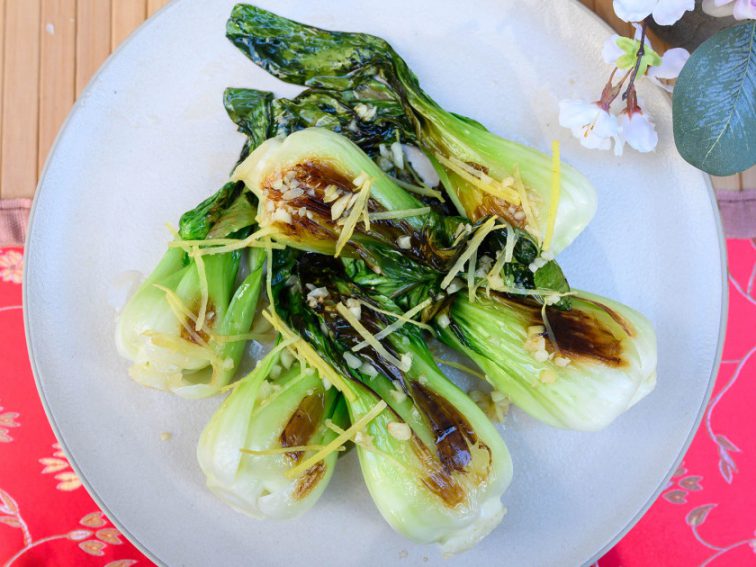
559 99 621 152
702 0 756 19
613 0 695 25
616 108 658 155
603 23 654 65
602 34 627 66
647 47 690 91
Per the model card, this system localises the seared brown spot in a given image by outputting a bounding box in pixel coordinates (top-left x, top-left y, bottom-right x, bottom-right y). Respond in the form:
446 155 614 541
295 160 356 191
466 162 489 175
578 298 635 338
293 461 326 500
262 160 366 242
179 302 214 344
280 393 326 463
454 162 525 228
491 294 630 367
286 212 335 242
474 195 526 229
410 382 477 473
544 305 626 367
411 436 467 508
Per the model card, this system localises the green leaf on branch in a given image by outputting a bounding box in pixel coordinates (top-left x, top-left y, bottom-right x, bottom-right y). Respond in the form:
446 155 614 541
673 22 756 176
614 37 661 76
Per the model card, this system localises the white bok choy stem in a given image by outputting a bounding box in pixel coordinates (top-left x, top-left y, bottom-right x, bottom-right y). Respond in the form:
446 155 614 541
197 340 348 519
116 246 265 398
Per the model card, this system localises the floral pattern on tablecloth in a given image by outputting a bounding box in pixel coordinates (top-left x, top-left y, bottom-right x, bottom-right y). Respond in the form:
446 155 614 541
0 242 754 566
0 248 141 567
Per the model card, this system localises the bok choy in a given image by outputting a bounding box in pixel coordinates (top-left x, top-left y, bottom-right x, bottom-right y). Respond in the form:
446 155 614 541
115 3 661 554
197 340 347 518
116 183 264 398
232 127 572 309
226 4 597 253
435 291 657 431
273 252 513 553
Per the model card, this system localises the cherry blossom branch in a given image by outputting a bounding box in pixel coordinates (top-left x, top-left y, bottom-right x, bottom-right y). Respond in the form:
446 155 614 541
622 19 649 102
598 68 631 110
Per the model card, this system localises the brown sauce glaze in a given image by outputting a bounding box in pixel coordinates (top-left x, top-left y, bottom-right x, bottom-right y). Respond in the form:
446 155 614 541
410 382 478 474
295 160 358 192
491 294 630 367
286 213 336 243
578 297 635 337
293 462 326 500
467 162 490 175
269 161 454 272
459 161 526 228
411 437 467 508
179 302 214 345
280 393 326 464
474 195 526 229
542 303 628 367
261 160 356 240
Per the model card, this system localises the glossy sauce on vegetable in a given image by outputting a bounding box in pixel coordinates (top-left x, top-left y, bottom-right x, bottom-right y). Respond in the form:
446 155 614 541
262 161 455 273
517 298 633 367
280 392 329 501
280 392 326 463
410 381 475 473
180 301 214 344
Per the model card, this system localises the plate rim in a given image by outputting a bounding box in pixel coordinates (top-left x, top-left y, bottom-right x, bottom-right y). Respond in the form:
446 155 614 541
568 9 728 565
22 1 729 565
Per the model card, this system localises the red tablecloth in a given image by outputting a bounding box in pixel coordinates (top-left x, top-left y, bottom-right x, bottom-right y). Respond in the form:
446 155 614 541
1 241 754 566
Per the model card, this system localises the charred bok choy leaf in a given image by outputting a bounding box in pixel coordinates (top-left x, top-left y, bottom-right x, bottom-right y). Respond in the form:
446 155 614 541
226 3 597 253
224 84 450 211
223 87 274 165
116 182 263 398
232 127 573 310
231 127 462 307
273 252 513 554
197 339 348 518
435 291 657 431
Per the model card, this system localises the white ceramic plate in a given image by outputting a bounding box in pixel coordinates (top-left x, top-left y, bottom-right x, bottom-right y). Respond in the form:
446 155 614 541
25 0 726 565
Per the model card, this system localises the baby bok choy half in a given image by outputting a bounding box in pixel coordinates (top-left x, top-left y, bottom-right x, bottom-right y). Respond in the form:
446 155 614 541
197 338 348 519
224 85 452 212
434 290 657 431
231 127 466 308
231 127 444 256
226 3 597 253
272 251 513 554
116 182 265 398
231 127 573 311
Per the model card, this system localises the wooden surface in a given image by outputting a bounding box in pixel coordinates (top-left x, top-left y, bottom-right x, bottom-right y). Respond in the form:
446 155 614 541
0 0 751 199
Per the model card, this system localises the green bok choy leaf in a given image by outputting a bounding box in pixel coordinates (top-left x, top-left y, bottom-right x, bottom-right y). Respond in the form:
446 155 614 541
435 291 657 431
226 3 596 253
